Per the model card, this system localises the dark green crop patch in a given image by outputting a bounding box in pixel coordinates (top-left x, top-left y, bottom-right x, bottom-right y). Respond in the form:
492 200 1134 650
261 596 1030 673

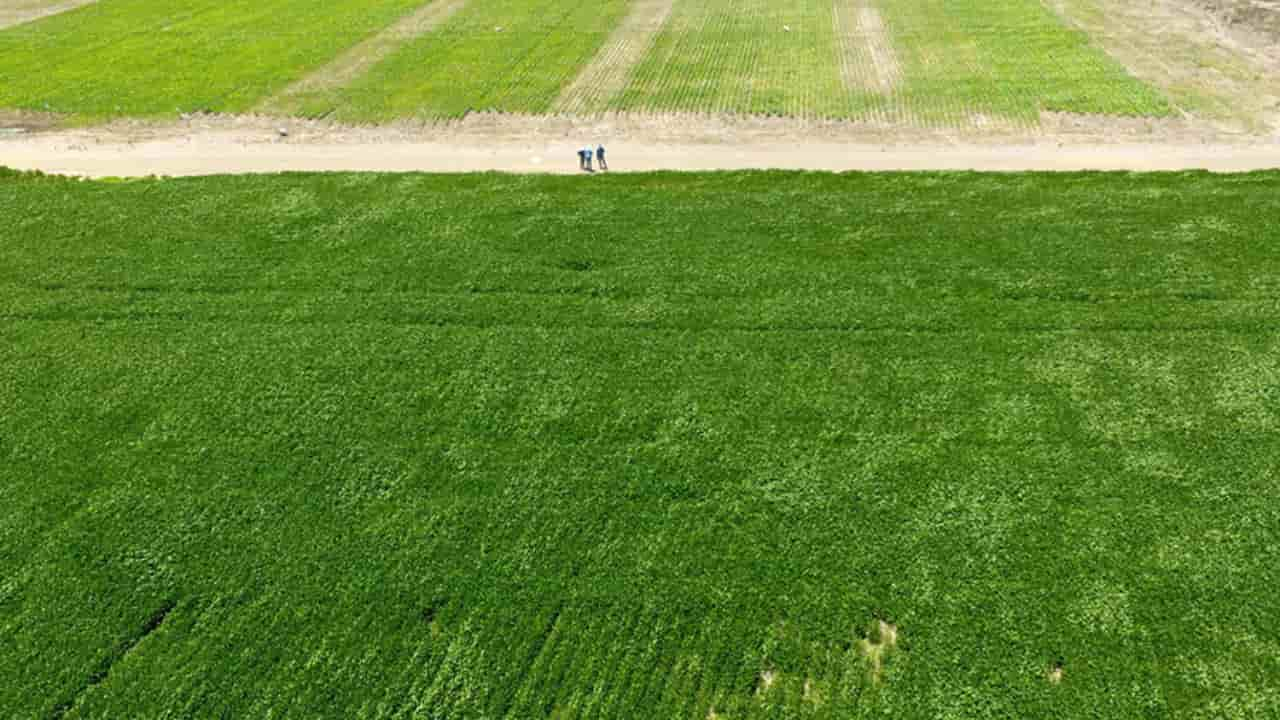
1 169 1278 719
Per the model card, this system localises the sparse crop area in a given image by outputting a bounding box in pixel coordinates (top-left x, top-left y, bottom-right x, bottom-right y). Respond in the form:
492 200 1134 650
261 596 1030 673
3 168 1279 719
614 0 1169 123
0 0 1181 125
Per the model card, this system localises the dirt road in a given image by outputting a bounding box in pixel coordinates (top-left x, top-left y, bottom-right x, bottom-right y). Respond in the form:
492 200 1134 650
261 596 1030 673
3 129 1279 176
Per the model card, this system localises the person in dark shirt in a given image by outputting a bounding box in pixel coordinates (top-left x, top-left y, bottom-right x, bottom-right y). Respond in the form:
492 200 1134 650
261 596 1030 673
596 144 608 171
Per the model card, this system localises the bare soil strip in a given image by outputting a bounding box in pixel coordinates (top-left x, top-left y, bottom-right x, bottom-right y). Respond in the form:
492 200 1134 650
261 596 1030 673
834 2 901 92
0 0 97 29
260 0 469 112
4 127 1278 176
859 7 901 92
552 0 676 114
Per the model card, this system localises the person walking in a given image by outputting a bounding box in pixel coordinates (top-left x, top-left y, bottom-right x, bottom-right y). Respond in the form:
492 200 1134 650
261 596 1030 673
583 145 594 172
576 147 587 171
596 143 608 171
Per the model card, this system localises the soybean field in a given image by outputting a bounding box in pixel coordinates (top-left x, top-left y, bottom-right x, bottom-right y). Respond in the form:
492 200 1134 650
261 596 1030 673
0 0 1172 124
2 168 1279 719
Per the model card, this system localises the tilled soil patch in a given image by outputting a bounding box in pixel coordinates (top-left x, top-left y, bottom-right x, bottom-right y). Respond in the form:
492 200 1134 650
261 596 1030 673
1196 0 1280 38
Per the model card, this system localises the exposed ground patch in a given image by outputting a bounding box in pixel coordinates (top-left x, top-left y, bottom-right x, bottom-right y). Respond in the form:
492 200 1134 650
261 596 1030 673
261 0 471 115
0 109 63 134
754 668 778 695
855 619 899 683
834 2 901 93
1196 0 1280 39
552 0 676 114
0 0 96 30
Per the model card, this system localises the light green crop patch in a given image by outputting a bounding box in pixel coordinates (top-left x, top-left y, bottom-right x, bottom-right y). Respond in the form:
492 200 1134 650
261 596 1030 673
323 0 631 120
876 0 1171 124
0 0 429 117
614 0 1170 123
613 0 849 117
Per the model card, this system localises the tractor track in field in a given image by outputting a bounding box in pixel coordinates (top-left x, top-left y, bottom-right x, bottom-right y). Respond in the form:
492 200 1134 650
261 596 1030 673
47 600 177 719
553 0 676 113
834 3 901 93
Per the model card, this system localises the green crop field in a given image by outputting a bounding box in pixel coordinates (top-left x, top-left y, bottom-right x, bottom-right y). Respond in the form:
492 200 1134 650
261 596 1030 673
0 0 1170 124
613 0 1167 123
0 0 425 117
310 0 631 121
2 167 1278 718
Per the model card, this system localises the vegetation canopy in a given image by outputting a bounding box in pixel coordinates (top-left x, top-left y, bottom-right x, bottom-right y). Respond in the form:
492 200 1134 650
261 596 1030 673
1 170 1278 719
0 0 1168 123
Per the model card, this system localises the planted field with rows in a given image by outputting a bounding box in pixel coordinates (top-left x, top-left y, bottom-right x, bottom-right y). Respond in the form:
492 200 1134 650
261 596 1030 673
612 0 1168 123
3 168 1279 718
0 0 425 117
0 0 1172 124
304 0 631 121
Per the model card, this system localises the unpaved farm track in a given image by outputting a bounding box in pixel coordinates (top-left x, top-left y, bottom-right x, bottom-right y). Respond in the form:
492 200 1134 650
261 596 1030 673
3 123 1278 176
0 0 96 29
